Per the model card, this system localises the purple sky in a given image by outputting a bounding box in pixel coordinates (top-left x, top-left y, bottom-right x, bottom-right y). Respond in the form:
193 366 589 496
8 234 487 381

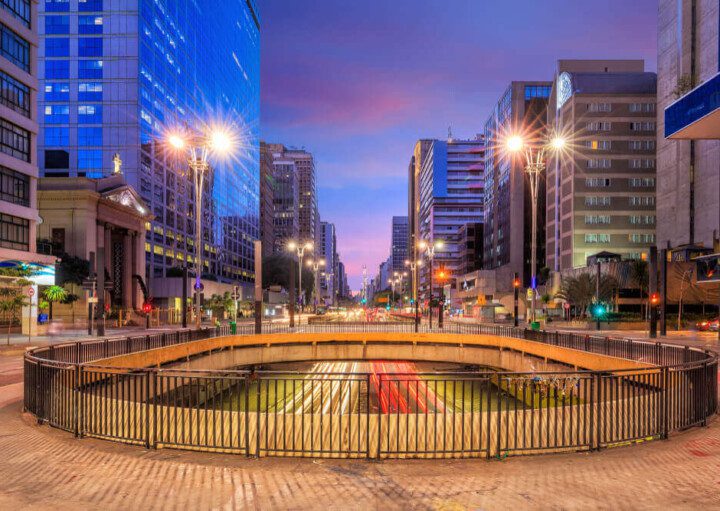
258 0 658 290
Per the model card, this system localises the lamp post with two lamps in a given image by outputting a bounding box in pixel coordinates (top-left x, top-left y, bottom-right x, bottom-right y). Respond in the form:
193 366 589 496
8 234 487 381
505 134 566 327
306 258 325 313
168 127 234 327
288 241 313 312
418 239 443 328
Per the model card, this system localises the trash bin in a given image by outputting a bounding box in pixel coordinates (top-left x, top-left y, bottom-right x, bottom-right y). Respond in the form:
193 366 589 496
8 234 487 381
531 321 541 331
229 321 237 334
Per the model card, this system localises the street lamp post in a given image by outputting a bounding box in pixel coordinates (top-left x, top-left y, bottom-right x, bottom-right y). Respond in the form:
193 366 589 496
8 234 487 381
506 135 565 327
288 241 312 313
306 258 325 313
418 240 443 328
169 127 234 328
405 258 422 332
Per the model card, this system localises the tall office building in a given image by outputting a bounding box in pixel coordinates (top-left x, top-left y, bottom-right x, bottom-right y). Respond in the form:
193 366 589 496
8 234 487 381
408 139 433 266
0 1 56 275
38 1 260 299
390 216 408 273
415 136 484 299
262 143 299 254
483 81 551 291
286 147 317 244
337 259 347 298
259 143 275 259
318 220 336 304
659 1 720 252
546 60 658 270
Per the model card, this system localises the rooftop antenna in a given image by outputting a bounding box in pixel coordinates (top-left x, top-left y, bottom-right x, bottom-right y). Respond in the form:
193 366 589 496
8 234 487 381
448 125 453 140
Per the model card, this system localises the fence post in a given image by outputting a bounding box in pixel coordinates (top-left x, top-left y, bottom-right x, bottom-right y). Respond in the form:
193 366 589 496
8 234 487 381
145 370 152 449
75 342 81 364
584 335 590 352
605 337 610 355
662 366 669 439
145 335 150 351
74 364 81 438
594 372 602 450
126 337 131 354
104 338 108 358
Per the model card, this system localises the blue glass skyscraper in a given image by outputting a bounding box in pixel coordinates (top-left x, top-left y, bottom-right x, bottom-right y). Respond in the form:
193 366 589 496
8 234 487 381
38 0 260 300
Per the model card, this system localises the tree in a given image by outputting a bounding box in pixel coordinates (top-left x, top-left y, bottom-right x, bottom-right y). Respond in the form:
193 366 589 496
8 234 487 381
56 254 90 287
262 253 314 303
0 268 32 345
43 285 68 320
555 273 618 317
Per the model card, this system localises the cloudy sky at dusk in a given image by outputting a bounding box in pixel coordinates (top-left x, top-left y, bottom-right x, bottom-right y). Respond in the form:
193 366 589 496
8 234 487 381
258 0 658 289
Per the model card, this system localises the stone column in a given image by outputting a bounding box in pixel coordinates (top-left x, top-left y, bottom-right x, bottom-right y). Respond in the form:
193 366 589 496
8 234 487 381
122 231 133 310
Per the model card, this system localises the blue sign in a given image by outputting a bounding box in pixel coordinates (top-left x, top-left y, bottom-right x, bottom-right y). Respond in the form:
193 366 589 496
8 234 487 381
665 72 720 138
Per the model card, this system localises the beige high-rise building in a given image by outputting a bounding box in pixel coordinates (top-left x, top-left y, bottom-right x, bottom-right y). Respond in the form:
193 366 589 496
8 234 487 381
658 1 720 251
546 60 658 271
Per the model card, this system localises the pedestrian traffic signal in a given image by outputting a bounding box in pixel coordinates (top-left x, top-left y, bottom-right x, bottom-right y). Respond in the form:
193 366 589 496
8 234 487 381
142 302 152 313
513 277 520 288
592 303 606 318
650 293 660 306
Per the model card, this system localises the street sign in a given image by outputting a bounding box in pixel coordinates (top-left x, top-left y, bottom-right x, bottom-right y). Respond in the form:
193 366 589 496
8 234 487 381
88 297 98 304
563 302 570 310
27 288 34 297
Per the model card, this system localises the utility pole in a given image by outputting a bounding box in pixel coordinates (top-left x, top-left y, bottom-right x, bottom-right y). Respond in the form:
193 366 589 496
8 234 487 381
649 246 658 339
254 240 262 334
660 248 668 336
289 258 296 328
596 261 601 331
513 273 519 327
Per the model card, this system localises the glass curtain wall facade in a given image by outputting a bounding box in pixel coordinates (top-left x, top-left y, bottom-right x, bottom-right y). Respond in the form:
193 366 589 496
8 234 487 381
38 0 260 297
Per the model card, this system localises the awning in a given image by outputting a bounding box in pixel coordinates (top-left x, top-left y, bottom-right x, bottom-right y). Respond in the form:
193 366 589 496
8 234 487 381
665 72 720 139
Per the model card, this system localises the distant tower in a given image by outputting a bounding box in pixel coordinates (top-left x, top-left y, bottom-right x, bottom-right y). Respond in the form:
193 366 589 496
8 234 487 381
362 265 368 304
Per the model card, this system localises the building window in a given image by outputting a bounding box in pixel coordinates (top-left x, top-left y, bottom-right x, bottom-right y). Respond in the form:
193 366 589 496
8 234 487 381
44 15 69 35
585 233 610 244
44 149 68 169
78 0 102 10
51 227 65 254
44 82 69 101
629 159 655 169
584 215 611 224
588 102 611 112
524 85 551 99
45 37 69 57
78 126 102 146
78 59 103 79
1 0 30 27
78 149 101 170
630 215 655 225
587 159 611 169
0 118 29 162
587 122 612 131
629 177 656 187
0 213 28 250
0 165 28 206
78 104 102 123
0 69 29 117
78 37 102 57
44 104 69 123
586 178 611 187
78 81 102 101
45 60 69 79
629 233 655 243
629 103 655 113
585 196 611 206
0 23 29 72
586 140 612 150
629 140 655 150
44 127 68 146
78 15 103 34
629 196 655 206
45 0 69 12
630 122 656 131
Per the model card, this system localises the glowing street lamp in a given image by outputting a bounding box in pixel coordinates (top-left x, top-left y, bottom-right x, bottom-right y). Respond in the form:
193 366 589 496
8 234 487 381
506 134 566 325
306 258 325 312
168 126 235 327
418 239 444 328
288 240 313 311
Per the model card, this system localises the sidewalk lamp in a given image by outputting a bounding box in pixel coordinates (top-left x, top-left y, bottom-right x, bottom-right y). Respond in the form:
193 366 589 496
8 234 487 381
418 239 444 328
288 240 313 311
435 267 449 329
306 258 325 312
506 134 566 326
169 126 235 327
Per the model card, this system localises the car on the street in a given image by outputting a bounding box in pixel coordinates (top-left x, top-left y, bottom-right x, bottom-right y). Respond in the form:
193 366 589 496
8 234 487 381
696 317 719 331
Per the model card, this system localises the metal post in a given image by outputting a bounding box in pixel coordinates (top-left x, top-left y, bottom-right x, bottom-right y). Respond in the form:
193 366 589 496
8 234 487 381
192 158 206 328
438 288 444 329
530 169 538 326
649 246 658 339
289 257 296 328
513 272 519 328
181 265 188 328
254 240 262 334
97 246 105 337
428 256 433 329
660 248 667 335
88 251 95 336
596 261 601 331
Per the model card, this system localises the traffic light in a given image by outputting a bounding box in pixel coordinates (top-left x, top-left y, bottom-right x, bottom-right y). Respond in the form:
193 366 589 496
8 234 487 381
513 276 521 288
650 293 660 306
592 303 606 318
142 302 152 314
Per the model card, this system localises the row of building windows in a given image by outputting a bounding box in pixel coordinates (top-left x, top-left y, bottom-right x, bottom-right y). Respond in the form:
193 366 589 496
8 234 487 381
0 212 28 251
1 0 30 28
45 0 103 13
0 165 28 206
43 148 103 174
45 81 102 101
584 196 655 206
45 59 103 79
46 36 102 56
585 140 656 151
44 14 103 34
584 233 656 244
0 118 29 162
587 102 655 113
584 215 656 225
0 68 29 116
44 104 102 123
584 178 655 187
1 22 29 72
586 121 656 131
585 158 655 168
629 215 655 225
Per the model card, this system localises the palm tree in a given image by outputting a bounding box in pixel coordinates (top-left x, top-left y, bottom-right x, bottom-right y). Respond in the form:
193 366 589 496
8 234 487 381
43 285 67 320
555 273 618 318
